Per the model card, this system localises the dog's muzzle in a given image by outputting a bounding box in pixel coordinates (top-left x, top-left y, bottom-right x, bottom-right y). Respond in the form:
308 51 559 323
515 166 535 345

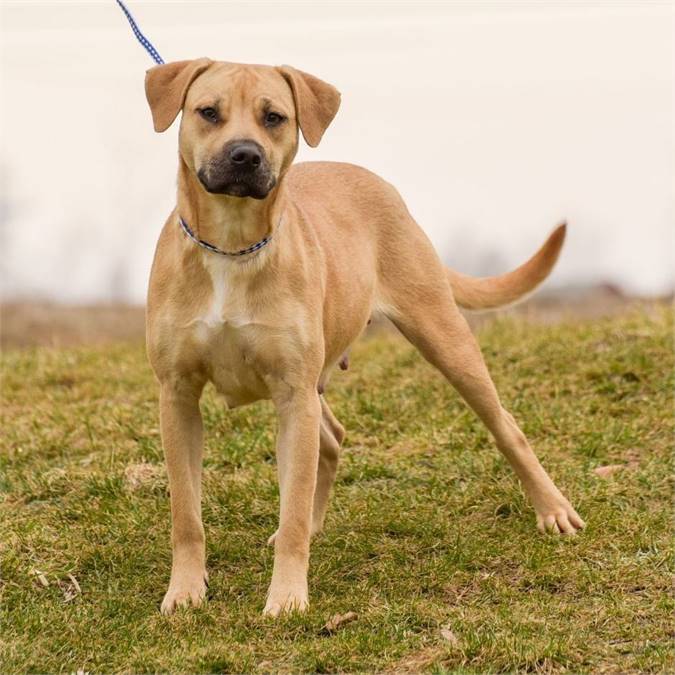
198 140 276 200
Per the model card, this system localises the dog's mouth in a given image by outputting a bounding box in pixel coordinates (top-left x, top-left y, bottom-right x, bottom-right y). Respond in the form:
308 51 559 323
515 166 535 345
197 148 276 200
198 171 276 200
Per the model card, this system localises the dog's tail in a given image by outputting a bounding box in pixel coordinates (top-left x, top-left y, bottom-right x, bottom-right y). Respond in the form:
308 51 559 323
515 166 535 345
447 223 566 311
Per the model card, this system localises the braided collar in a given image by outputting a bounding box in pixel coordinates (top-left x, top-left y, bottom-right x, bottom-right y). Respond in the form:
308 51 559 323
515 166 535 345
179 215 279 257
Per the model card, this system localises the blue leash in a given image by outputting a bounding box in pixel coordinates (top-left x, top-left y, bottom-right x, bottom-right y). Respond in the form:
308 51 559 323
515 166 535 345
115 0 165 65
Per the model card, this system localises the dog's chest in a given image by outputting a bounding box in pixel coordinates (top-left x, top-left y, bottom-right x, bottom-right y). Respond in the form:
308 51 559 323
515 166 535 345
186 258 288 407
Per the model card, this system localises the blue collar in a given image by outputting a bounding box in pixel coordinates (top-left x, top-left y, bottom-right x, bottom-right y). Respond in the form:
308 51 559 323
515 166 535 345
178 216 277 257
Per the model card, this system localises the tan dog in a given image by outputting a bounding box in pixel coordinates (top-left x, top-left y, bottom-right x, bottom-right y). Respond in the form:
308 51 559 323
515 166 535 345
144 59 584 617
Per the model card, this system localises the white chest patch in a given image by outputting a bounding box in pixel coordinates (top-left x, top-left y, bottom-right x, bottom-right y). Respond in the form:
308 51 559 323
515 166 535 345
202 257 228 327
186 256 254 343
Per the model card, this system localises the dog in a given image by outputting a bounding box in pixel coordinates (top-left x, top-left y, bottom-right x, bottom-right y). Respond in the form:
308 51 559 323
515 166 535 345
143 59 584 617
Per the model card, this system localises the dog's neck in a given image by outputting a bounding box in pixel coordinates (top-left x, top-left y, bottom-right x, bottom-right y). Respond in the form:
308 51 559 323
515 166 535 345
177 158 282 255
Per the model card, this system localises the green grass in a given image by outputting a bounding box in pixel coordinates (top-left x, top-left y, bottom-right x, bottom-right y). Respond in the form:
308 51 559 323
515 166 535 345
1 309 673 673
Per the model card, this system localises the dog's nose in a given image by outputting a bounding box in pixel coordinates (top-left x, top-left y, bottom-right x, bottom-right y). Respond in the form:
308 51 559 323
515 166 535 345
229 142 262 169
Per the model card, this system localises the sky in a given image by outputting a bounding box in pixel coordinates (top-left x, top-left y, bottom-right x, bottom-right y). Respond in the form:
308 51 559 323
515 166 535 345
1 0 673 303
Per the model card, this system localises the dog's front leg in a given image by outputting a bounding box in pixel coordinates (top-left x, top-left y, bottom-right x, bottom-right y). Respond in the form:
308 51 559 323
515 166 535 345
158 380 207 614
264 388 321 617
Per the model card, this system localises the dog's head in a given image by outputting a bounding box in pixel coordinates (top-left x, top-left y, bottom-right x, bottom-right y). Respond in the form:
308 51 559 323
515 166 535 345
145 59 340 200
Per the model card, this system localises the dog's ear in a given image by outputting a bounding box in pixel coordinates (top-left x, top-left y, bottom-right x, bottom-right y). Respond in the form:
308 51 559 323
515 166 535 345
277 66 340 147
145 58 213 132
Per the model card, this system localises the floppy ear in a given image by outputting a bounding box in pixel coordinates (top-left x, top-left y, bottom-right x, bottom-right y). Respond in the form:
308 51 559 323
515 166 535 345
277 65 340 147
145 58 213 132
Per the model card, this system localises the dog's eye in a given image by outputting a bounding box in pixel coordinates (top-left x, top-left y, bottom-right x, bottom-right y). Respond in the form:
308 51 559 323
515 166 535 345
264 112 285 128
199 107 219 123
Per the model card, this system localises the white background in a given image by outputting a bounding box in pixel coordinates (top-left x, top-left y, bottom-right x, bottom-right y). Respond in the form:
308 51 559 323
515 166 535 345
1 1 673 303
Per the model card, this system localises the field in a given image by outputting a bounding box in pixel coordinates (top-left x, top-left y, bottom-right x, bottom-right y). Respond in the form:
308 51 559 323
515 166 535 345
1 307 673 673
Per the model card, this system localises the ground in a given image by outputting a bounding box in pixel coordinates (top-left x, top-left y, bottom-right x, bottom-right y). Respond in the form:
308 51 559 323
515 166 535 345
1 307 673 673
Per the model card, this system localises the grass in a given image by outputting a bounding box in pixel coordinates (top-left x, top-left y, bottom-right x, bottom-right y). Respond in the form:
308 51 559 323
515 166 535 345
1 308 673 674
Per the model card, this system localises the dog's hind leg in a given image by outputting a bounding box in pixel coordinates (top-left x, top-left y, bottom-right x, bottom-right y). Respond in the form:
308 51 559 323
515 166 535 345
268 396 344 545
379 252 584 534
312 397 345 536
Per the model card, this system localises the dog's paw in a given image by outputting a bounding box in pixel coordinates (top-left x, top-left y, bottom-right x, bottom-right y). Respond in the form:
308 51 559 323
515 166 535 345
263 593 309 618
160 574 208 615
533 492 585 535
263 587 309 618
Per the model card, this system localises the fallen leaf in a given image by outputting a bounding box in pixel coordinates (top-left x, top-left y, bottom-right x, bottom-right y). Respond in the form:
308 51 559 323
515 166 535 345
67 574 82 594
62 585 77 603
440 626 459 646
593 463 638 478
55 573 82 603
32 569 49 588
322 611 358 633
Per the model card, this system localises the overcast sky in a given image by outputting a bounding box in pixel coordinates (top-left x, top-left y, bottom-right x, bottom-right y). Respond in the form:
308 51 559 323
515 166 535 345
1 1 673 303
